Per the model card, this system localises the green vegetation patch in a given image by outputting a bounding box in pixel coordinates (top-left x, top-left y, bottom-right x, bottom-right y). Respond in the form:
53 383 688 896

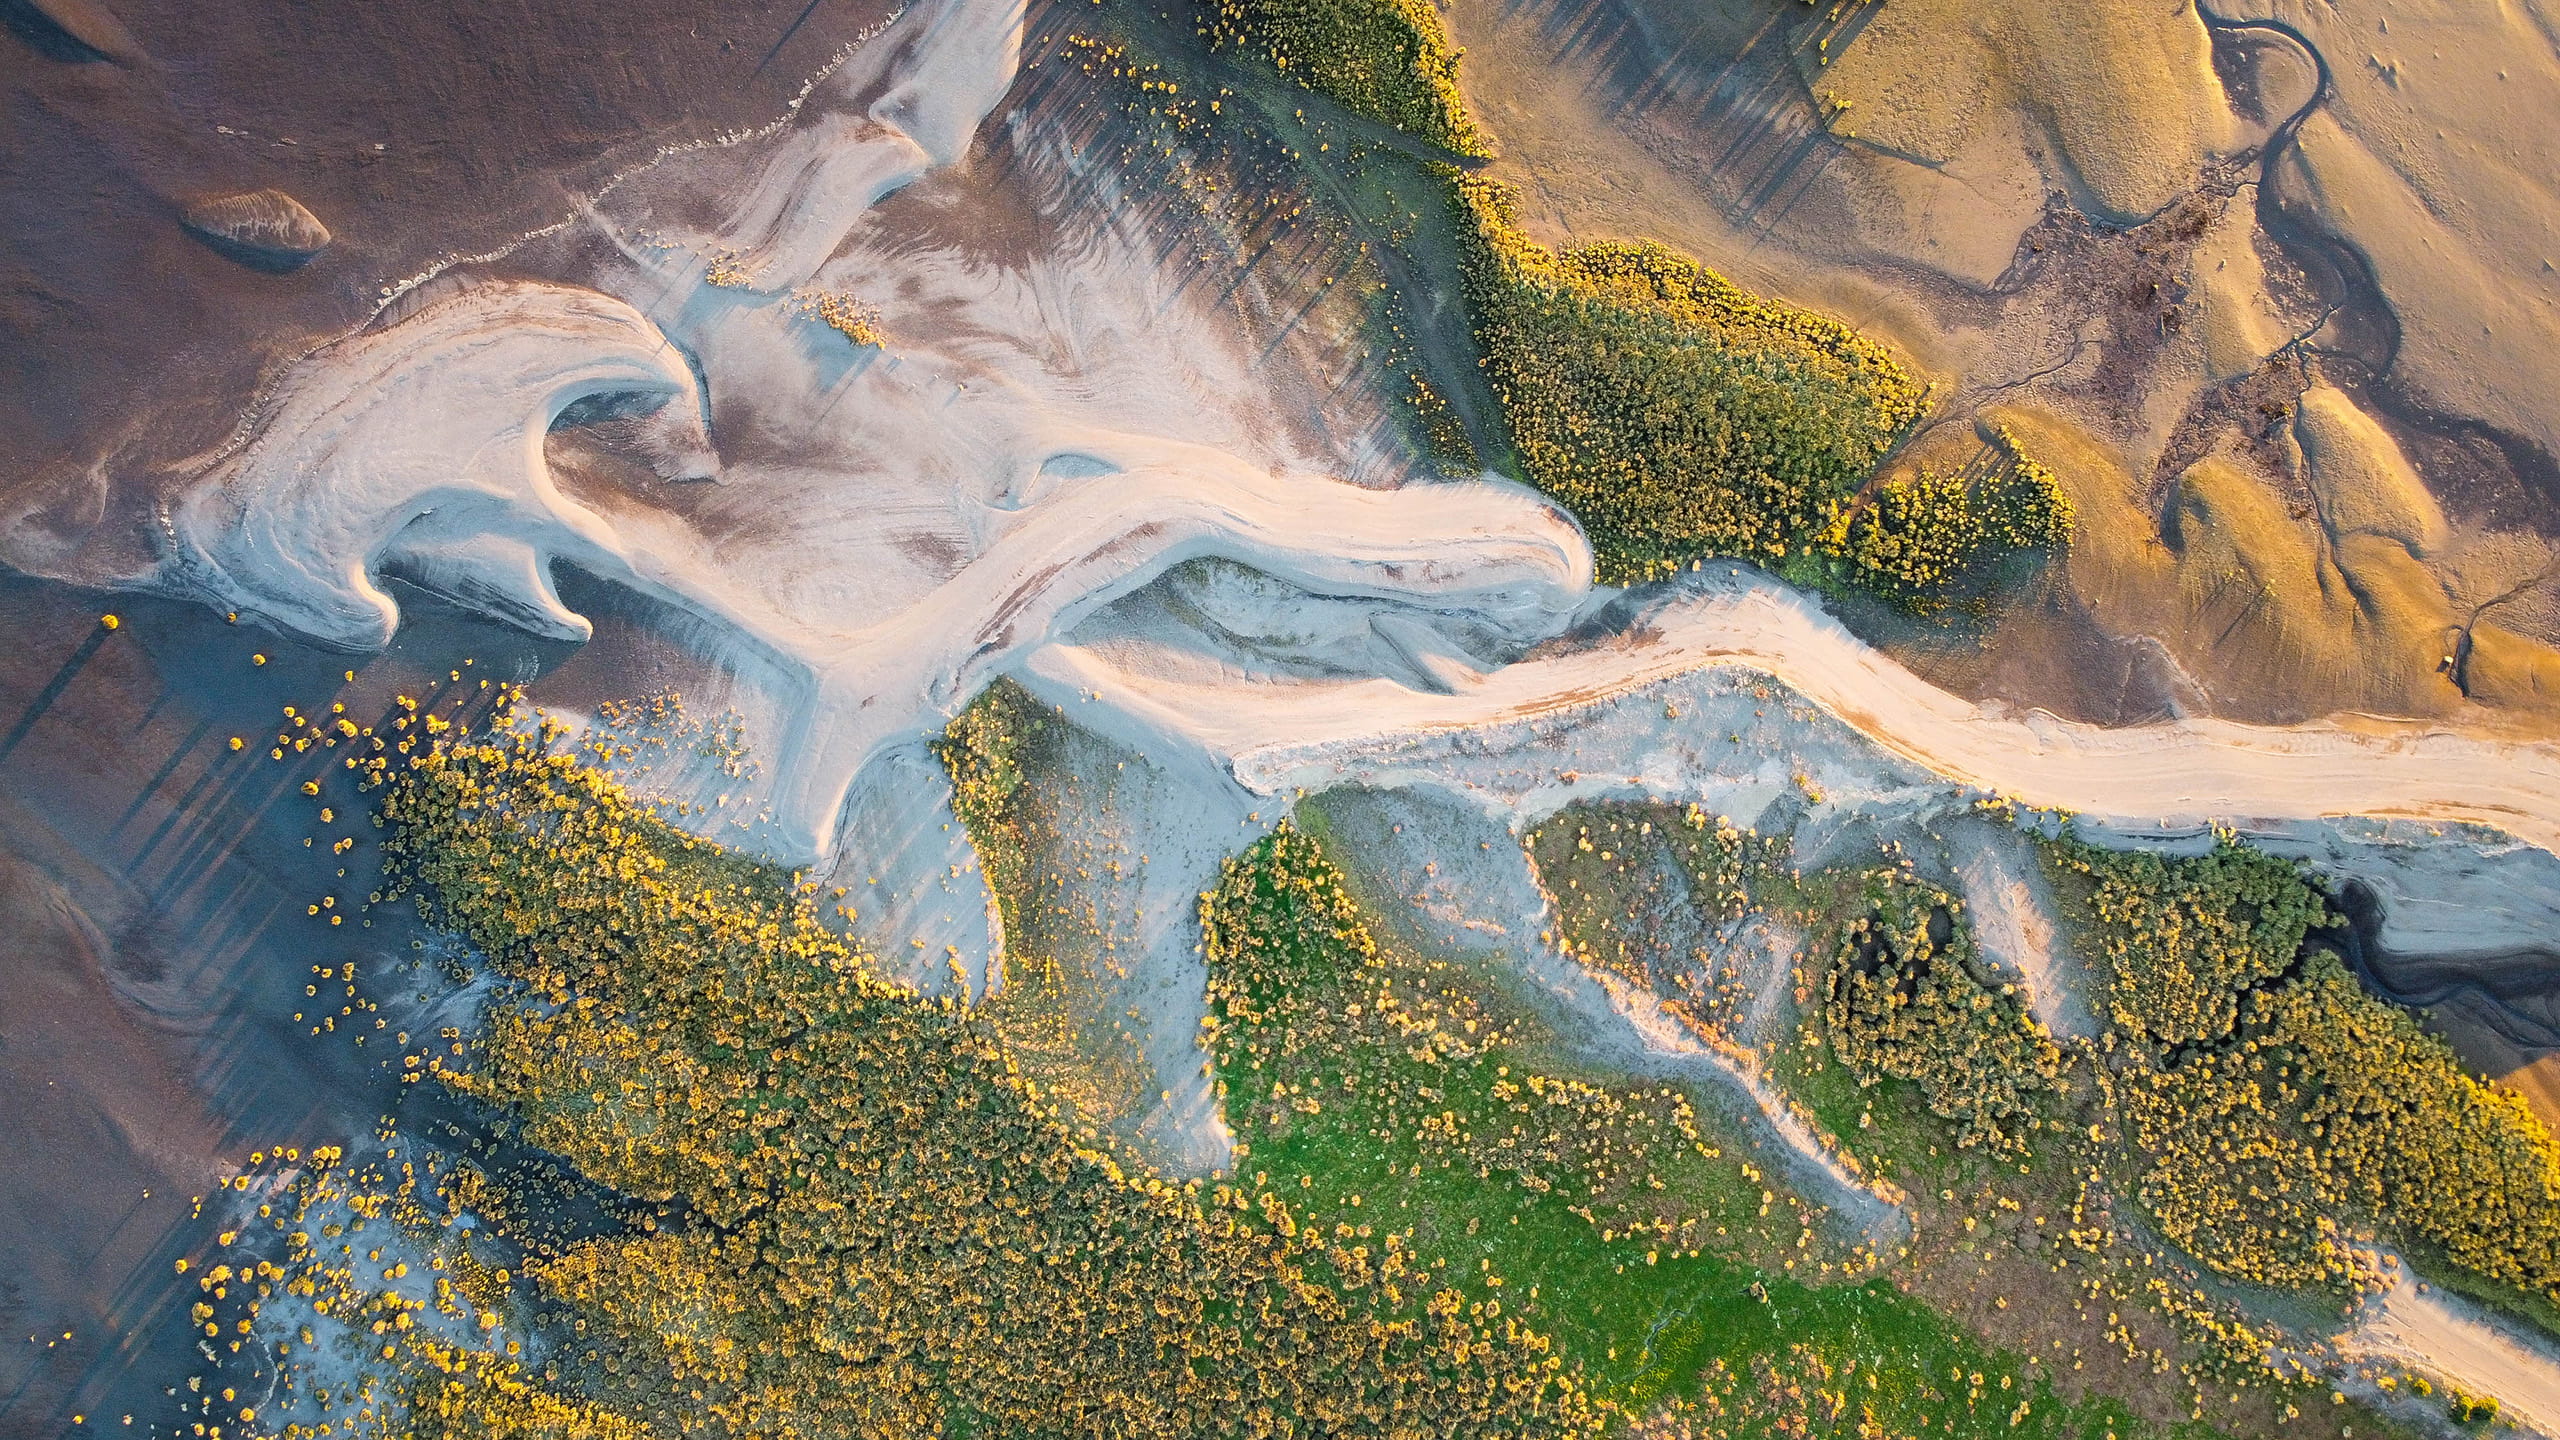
1831 428 2076 615
1454 188 1932 583
2049 834 2560 1308
1524 799 1767 995
1200 813 2182 1437
1820 869 2066 1156
2049 837 2327 1048
271 711 1605 1438
1200 0 1489 158
928 675 1050 941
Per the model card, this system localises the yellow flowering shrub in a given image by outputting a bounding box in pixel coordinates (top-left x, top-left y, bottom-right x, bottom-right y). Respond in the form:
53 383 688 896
342 714 1597 1438
1819 870 2064 1155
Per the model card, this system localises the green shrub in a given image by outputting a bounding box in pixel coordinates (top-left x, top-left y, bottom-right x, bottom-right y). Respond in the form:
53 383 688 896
929 677 1052 938
2450 1389 2501 1425
1836 427 2074 614
333 714 1598 1439
2117 1044 2364 1293
2045 837 2327 1047
1820 869 2064 1155
2256 954 2560 1304
1199 0 1489 157
1453 178 1930 584
2052 832 2560 1308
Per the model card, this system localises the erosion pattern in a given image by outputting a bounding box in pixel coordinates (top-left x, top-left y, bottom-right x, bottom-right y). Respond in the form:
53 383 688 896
117 0 2560 877
20 0 2560 1434
111 0 1592 864
1449 0 2560 727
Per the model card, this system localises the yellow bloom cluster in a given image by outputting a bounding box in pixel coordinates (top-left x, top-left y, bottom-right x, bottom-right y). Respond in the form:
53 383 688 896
1818 868 2065 1156
2056 834 2560 1307
1831 427 2075 617
320 711 1597 1438
790 290 887 349
1196 0 1490 160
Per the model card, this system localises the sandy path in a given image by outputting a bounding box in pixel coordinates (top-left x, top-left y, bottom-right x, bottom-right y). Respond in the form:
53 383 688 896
1952 827 2093 1040
2339 1274 2560 1438
1035 563 2560 857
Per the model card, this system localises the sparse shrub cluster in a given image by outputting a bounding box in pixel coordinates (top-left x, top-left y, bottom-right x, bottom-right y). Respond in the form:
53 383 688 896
274 712 1604 1438
2448 1388 2501 1426
791 289 888 348
1525 799 1769 993
1818 869 2065 1155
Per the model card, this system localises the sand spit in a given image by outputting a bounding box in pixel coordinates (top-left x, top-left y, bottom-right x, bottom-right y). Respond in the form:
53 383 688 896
167 280 716 651
1035 563 2560 859
2338 1272 2560 1438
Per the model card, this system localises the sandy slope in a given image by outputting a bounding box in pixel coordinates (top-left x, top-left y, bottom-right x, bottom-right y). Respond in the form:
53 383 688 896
2340 1272 2560 1438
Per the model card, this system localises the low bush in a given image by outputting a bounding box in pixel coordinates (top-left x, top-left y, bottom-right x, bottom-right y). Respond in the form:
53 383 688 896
301 712 1603 1438
1819 869 2065 1155
2044 837 2326 1048
1198 0 1489 158
1453 181 1930 584
2053 833 2560 1307
1834 428 2074 615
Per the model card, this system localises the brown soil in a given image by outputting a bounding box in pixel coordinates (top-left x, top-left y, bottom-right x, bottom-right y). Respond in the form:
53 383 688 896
0 0 898 581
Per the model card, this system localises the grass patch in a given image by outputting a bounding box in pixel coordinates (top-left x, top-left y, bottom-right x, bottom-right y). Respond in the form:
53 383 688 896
1201 806 2214 1437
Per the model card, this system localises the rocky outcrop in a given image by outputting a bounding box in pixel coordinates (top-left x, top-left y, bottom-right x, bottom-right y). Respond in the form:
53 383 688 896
180 189 331 267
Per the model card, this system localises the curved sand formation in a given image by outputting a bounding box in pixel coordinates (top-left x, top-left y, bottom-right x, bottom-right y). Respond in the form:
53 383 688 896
1035 563 2560 857
148 0 1588 864
168 280 716 650
163 267 1587 862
